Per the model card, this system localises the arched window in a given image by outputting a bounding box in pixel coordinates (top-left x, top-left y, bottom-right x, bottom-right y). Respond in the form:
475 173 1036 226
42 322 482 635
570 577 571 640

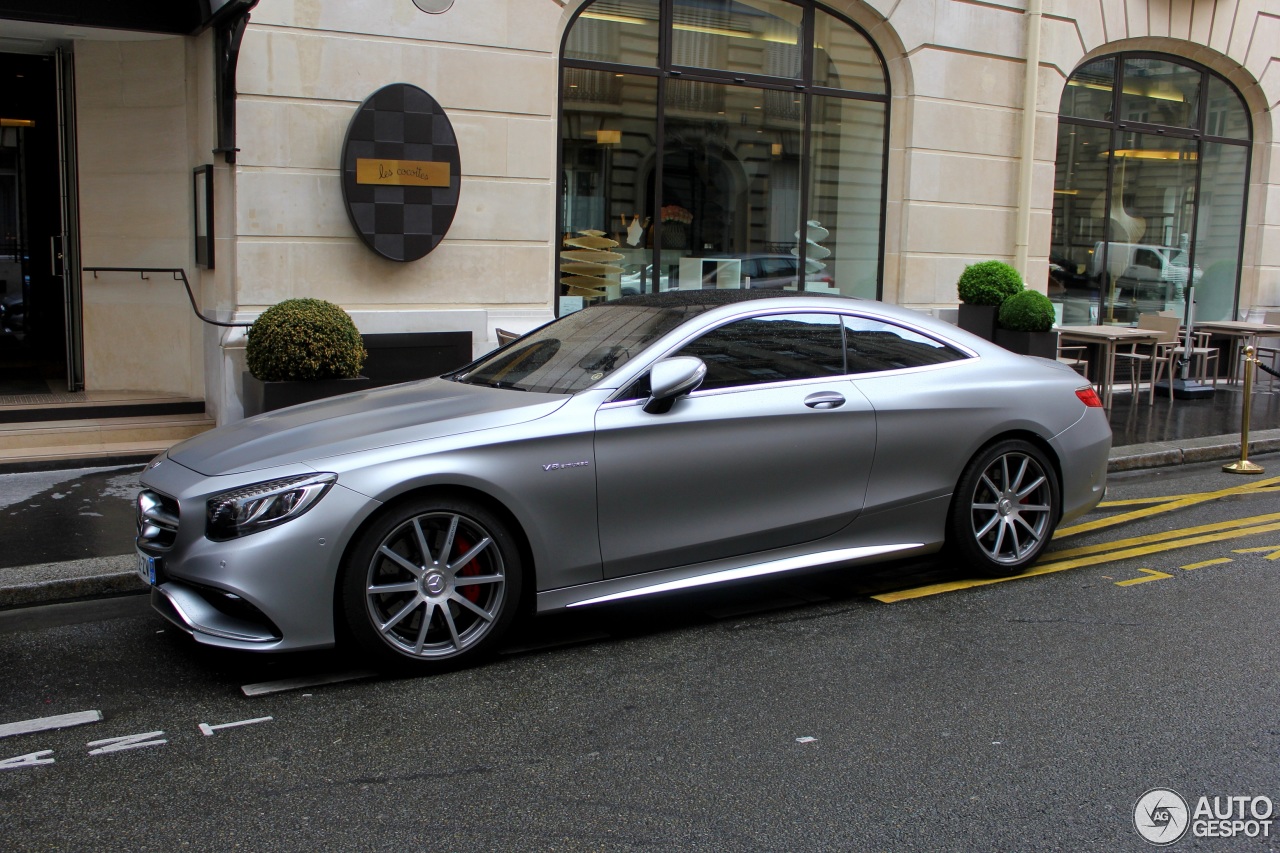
557 0 889 312
1050 54 1251 324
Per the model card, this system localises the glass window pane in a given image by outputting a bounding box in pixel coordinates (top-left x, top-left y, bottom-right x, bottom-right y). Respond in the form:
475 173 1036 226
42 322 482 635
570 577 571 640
1192 142 1248 322
1098 131 1198 322
670 0 803 80
808 95 886 299
1062 57 1115 121
1120 57 1200 129
1050 124 1109 324
660 82 803 291
842 316 966 372
559 73 658 313
676 313 845 390
1205 76 1250 140
812 9 885 94
565 0 660 67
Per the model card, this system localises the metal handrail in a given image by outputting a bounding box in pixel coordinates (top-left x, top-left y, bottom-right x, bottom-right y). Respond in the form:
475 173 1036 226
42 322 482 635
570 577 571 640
82 267 251 328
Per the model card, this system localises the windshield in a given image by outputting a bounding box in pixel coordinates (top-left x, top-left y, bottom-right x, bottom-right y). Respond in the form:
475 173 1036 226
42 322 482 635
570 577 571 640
453 302 695 394
454 290 855 394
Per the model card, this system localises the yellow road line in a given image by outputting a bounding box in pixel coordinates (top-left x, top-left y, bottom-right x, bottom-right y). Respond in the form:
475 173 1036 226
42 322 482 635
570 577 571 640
1181 558 1232 570
1057 475 1280 537
1115 568 1172 586
1049 511 1280 560
1232 545 1280 560
872 519 1280 603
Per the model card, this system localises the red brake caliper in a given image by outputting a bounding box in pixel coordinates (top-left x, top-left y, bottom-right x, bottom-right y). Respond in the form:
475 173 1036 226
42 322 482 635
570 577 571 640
454 536 481 603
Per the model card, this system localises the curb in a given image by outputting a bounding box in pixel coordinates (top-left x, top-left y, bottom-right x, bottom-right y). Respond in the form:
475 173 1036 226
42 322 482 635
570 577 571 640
1107 428 1280 473
0 573 149 609
0 556 147 610
4 433 1279 612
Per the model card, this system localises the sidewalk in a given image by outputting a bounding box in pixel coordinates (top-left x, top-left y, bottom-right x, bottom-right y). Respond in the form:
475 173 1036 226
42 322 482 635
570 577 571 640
1106 382 1280 470
2 383 1279 612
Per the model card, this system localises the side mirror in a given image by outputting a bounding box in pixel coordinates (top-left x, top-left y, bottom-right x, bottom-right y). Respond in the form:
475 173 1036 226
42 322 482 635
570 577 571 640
644 356 706 414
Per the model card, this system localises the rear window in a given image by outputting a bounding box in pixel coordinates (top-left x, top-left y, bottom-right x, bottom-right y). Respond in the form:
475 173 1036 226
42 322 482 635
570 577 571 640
843 316 967 372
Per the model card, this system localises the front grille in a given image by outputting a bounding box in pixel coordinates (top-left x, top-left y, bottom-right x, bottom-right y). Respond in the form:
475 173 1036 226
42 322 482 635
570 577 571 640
137 490 180 550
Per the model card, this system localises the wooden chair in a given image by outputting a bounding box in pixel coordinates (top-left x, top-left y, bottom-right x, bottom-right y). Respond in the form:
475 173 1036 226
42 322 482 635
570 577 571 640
1056 343 1090 378
1169 326 1220 388
1114 314 1180 404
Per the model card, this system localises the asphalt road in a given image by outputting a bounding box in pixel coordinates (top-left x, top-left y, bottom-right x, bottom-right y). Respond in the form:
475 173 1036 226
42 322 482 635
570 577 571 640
2 458 1279 851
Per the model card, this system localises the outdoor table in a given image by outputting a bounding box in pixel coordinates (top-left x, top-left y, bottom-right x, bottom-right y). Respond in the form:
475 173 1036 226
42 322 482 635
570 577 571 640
1057 325 1161 409
1191 320 1280 383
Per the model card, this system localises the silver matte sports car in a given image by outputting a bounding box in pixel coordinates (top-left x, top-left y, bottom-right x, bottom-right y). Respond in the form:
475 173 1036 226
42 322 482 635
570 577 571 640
136 290 1110 671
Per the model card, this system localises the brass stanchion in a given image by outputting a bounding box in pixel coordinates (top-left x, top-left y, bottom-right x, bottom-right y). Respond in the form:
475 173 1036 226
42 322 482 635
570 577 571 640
1224 345 1265 474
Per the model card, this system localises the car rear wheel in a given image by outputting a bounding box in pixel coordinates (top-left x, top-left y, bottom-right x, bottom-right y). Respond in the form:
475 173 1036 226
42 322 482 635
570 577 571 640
949 439 1060 578
340 497 522 671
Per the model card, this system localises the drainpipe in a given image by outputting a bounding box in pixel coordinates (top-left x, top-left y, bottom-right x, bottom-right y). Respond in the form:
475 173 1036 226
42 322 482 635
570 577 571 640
1014 0 1044 284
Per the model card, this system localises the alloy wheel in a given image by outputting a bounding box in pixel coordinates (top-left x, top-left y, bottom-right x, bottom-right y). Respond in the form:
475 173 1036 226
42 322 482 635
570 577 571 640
363 510 508 659
968 449 1054 566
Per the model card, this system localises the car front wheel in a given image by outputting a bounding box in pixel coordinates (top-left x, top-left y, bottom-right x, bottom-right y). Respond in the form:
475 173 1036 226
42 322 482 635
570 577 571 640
949 439 1060 578
340 497 522 671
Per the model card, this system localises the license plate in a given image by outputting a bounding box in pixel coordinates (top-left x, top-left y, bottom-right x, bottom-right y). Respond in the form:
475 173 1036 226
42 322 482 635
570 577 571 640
136 551 158 585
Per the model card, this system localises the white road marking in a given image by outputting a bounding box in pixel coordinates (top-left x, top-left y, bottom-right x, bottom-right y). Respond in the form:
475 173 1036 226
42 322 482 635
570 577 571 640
199 716 273 736
0 710 102 739
87 731 167 755
241 670 376 696
0 750 55 770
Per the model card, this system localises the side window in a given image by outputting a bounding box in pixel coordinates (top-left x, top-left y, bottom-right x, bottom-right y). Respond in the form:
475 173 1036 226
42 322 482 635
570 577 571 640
1135 249 1161 271
676 313 845 391
757 257 794 277
842 315 967 373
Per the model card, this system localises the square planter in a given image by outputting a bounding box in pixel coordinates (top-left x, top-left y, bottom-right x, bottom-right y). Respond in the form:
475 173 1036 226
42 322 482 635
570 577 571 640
360 332 472 387
994 329 1059 359
957 304 998 341
243 374 373 417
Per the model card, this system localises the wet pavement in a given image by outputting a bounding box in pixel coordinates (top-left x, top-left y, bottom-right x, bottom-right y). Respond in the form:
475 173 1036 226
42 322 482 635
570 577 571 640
1107 381 1280 446
0 465 141 569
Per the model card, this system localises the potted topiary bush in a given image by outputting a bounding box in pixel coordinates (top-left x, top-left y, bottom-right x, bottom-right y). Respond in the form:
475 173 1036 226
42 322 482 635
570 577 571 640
243 298 371 415
957 260 1024 340
995 288 1059 358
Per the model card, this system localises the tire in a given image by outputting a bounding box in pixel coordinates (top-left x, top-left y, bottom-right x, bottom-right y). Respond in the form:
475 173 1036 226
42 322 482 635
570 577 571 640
340 497 523 671
948 439 1060 578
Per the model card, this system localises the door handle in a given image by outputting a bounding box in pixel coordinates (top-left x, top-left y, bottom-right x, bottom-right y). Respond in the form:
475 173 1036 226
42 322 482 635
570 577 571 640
804 391 845 410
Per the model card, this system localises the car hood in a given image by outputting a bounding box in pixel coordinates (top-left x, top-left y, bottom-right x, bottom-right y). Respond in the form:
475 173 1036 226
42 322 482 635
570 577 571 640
168 378 569 476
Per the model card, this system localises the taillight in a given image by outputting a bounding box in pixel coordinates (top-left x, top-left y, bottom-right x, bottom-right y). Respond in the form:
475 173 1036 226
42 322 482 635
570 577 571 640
1075 386 1103 408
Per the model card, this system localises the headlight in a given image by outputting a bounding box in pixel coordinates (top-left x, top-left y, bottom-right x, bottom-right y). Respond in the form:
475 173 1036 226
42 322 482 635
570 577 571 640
206 473 337 541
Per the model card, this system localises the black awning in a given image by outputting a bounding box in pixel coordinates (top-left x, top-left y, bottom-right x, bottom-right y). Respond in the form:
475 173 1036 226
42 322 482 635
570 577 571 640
0 0 255 36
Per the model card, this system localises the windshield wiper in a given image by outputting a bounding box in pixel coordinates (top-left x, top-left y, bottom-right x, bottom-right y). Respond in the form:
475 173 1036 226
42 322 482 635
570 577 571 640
458 377 527 391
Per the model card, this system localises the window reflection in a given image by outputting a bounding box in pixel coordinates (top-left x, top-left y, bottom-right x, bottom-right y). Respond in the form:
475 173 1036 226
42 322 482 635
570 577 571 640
670 0 804 80
1052 54 1250 325
565 0 660 67
677 313 844 390
1120 57 1200 129
558 0 888 313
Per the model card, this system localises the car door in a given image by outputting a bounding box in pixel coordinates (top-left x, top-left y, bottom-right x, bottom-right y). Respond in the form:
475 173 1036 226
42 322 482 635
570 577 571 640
593 311 876 578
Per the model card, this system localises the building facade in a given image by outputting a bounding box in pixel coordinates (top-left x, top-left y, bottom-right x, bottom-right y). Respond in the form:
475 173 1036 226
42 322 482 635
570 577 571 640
0 0 1277 422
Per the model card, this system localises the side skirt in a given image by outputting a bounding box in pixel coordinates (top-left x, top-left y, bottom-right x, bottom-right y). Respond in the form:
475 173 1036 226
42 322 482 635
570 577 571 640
536 542 928 612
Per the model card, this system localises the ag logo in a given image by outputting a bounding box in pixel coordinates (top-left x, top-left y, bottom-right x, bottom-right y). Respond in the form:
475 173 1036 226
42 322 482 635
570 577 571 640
1134 788 1189 845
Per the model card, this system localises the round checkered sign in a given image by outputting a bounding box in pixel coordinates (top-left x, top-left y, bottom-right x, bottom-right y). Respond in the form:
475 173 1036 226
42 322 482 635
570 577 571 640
340 83 461 262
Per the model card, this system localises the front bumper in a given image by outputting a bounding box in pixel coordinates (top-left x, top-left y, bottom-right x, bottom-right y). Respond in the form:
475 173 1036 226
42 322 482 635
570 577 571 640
138 457 379 652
